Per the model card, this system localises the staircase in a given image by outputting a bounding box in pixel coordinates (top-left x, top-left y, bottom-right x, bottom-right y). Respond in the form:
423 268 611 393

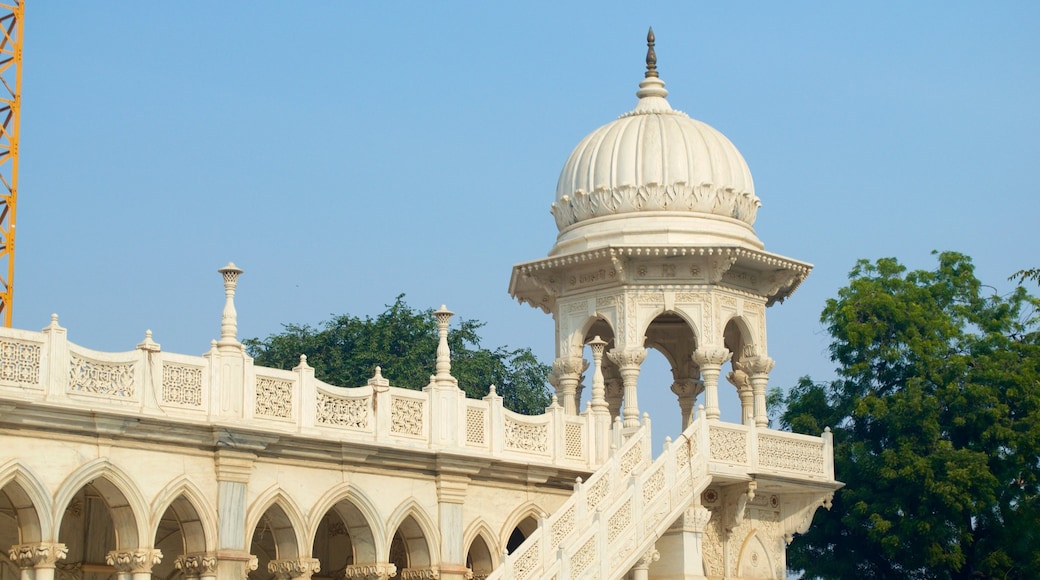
490 414 711 580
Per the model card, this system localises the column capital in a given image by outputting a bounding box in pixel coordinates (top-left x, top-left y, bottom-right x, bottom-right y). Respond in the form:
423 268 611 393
633 548 660 569
606 347 647 369
401 567 441 580
551 356 586 378
741 355 775 376
174 553 217 577
106 549 163 575
268 558 321 580
8 543 68 569
344 563 398 580
692 347 731 368
670 378 703 398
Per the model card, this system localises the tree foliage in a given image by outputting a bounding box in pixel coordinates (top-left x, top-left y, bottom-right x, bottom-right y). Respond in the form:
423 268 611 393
781 252 1040 579
244 295 552 415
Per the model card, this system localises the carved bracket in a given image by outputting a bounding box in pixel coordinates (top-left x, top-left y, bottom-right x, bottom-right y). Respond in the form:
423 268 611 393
725 481 757 533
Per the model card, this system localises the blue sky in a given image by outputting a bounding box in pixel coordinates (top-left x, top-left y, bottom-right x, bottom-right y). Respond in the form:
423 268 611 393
18 3 1040 439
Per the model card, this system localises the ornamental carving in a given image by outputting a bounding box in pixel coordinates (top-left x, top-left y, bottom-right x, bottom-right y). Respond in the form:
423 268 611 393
162 363 203 406
636 291 664 305
106 549 163 574
585 476 609 511
565 423 584 458
619 443 643 475
268 558 321 579
551 506 575 547
551 183 761 230
607 347 647 370
0 339 41 384
400 567 440 580
642 465 665 504
564 300 589 314
709 426 748 464
758 435 825 474
512 540 540 580
174 554 217 576
255 376 293 419
391 397 424 436
69 355 135 398
702 513 724 577
607 499 632 542
504 418 548 453
570 536 596 576
316 392 369 429
465 407 486 445
344 563 398 580
8 543 68 568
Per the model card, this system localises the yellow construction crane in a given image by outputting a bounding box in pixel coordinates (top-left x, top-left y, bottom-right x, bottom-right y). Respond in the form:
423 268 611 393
0 1 21 327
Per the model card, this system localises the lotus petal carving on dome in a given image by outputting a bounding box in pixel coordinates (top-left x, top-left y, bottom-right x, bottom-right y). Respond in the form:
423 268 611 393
550 183 761 230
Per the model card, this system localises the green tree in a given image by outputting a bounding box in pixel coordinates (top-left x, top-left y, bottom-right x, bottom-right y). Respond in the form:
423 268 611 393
243 295 552 415
781 252 1040 579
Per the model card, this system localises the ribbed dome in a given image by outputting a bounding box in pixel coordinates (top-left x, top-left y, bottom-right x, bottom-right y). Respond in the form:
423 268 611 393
550 46 763 255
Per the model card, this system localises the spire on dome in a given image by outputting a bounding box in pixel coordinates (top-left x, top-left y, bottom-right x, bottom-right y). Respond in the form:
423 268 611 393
645 27 658 78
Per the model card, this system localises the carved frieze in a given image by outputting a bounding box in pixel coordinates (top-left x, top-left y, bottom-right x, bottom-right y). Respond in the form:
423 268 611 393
255 376 293 419
504 418 548 453
316 392 369 429
69 355 135 398
0 339 41 384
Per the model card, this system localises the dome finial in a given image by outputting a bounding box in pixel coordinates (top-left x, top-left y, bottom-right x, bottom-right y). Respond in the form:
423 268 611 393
645 27 658 78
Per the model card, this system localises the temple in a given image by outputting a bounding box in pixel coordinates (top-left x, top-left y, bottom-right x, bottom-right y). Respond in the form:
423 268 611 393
0 31 839 580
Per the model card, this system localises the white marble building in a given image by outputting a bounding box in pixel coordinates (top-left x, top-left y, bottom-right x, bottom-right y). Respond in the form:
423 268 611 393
0 33 839 580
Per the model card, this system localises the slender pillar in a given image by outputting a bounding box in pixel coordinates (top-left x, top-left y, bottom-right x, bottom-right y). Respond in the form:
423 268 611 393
106 549 162 580
726 367 754 426
551 356 585 414
8 543 67 580
604 362 624 421
692 348 730 421
670 378 703 430
268 558 321 580
744 356 775 428
607 348 646 428
587 336 612 461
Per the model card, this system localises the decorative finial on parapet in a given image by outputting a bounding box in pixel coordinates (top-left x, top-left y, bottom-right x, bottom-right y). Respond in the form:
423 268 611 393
433 305 456 385
137 329 161 352
645 27 658 78
217 262 244 350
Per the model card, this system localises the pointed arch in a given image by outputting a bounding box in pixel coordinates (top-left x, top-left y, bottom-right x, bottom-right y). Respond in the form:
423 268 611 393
498 502 543 553
53 459 148 549
735 529 776 578
246 486 308 559
308 482 382 563
385 499 438 568
0 460 51 543
463 520 498 575
150 476 217 554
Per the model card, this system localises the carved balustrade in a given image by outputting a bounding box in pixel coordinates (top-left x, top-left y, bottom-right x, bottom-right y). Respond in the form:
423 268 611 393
0 319 598 469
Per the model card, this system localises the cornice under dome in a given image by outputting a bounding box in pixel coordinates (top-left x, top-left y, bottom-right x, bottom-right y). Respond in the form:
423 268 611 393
550 30 761 256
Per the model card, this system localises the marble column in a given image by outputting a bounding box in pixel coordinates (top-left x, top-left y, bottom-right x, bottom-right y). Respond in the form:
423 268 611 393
551 356 585 415
726 367 754 426
587 336 612 461
743 356 775 428
652 506 712 580
106 549 162 580
607 348 646 428
8 543 67 580
214 449 257 579
670 378 703 430
692 348 731 421
435 472 471 580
